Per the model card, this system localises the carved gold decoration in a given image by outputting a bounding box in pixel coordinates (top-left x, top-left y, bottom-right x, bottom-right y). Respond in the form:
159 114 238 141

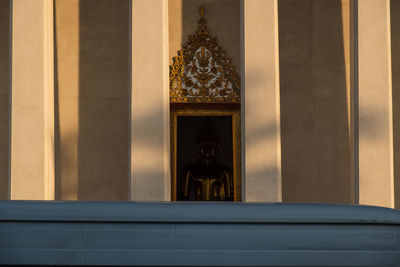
169 6 240 103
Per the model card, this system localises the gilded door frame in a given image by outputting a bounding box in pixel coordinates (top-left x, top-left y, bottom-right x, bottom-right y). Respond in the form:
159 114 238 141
170 105 241 201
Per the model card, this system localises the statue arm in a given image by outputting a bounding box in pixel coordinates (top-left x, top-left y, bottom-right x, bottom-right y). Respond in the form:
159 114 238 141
184 171 193 199
223 171 232 200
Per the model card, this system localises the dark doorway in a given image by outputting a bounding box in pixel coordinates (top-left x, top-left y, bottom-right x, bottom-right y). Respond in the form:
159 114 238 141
176 116 233 200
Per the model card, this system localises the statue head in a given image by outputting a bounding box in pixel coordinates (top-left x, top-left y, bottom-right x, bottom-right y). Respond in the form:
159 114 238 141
196 118 220 165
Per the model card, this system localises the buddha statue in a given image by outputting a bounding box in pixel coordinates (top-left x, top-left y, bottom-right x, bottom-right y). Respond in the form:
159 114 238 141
183 119 234 201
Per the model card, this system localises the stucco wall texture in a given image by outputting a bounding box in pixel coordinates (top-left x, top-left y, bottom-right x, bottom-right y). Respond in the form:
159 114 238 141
0 0 9 199
55 0 130 200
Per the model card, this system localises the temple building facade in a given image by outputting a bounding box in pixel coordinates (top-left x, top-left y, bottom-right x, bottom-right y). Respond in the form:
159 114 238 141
0 0 399 208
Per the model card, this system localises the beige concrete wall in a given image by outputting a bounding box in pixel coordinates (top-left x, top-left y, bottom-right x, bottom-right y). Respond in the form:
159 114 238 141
244 0 281 202
169 0 240 75
0 0 9 199
11 0 54 200
55 0 130 200
131 0 170 201
279 0 353 203
358 0 394 208
391 0 400 209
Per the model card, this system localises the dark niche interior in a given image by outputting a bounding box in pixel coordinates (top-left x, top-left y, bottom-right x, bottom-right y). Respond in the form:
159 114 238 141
177 116 233 201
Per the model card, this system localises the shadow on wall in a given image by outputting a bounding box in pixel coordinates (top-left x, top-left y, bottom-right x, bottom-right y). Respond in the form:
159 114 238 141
0 0 9 199
77 0 130 200
55 0 130 200
179 0 241 74
279 0 353 203
391 0 400 209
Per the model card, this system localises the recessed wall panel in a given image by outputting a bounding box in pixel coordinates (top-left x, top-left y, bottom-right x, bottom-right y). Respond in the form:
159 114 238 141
391 0 400 209
279 0 353 203
55 0 129 200
0 0 9 199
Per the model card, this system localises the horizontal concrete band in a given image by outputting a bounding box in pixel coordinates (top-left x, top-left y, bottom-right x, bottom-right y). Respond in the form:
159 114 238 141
0 201 400 224
0 202 400 266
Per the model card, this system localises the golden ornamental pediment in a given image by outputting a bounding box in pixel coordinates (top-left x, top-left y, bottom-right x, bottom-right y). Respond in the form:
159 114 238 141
169 7 240 104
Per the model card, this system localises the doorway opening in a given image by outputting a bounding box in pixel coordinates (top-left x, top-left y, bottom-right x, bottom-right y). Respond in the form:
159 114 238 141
169 5 241 201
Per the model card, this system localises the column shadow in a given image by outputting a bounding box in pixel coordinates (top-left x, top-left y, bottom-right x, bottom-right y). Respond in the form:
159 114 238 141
279 0 352 203
77 0 130 200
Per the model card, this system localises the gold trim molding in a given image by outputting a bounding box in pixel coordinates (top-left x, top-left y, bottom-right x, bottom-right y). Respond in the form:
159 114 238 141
170 107 241 201
169 6 241 104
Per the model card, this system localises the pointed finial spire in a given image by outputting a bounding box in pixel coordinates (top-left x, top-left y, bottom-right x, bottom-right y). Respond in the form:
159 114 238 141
197 5 209 35
199 5 205 18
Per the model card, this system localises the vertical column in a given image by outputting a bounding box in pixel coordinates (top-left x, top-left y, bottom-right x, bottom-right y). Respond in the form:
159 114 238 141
131 0 170 201
244 0 281 202
358 0 393 207
54 0 79 200
11 0 54 200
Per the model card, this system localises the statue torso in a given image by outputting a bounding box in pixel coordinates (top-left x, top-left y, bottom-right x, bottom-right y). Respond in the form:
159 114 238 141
184 164 233 201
